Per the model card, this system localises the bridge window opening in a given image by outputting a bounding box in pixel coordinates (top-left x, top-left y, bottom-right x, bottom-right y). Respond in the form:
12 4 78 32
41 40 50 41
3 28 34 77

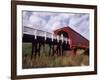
57 31 70 44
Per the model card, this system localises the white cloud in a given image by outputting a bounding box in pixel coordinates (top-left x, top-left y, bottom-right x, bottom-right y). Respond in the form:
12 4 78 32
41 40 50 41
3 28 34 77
22 11 89 40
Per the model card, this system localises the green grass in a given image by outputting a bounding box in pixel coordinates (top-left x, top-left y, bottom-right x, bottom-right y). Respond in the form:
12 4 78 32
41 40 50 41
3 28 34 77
22 43 32 57
22 43 89 69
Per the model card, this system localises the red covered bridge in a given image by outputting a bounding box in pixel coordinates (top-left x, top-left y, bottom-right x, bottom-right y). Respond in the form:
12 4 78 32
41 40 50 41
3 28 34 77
23 26 89 57
54 26 89 49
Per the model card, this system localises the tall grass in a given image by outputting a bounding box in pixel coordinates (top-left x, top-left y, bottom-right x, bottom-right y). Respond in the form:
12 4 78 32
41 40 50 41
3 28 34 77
22 43 89 69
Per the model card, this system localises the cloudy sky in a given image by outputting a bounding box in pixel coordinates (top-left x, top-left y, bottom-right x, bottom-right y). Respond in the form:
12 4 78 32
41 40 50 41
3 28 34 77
22 11 89 40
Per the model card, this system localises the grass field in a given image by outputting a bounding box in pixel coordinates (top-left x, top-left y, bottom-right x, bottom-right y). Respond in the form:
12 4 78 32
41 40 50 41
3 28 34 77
22 43 89 69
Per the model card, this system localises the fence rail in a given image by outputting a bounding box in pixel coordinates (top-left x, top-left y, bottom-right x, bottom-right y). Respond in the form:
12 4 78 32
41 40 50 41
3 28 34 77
23 26 68 41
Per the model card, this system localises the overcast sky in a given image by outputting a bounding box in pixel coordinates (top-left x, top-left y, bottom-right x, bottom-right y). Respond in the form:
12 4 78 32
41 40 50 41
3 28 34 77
22 11 89 40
